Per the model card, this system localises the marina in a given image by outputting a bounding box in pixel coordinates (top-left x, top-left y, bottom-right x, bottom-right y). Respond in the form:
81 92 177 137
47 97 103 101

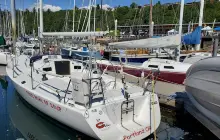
0 0 220 139
0 66 219 140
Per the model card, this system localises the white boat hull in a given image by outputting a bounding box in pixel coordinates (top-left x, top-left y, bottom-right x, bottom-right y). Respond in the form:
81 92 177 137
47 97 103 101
11 78 98 138
185 57 220 126
6 55 161 139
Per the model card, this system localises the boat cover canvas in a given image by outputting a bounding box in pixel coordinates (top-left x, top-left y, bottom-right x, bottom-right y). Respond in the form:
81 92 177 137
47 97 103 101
201 26 212 31
109 34 181 49
0 36 6 46
186 57 220 77
182 26 201 45
214 27 220 31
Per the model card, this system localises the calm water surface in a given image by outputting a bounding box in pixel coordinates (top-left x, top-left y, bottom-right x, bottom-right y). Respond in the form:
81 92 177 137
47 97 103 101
0 76 218 140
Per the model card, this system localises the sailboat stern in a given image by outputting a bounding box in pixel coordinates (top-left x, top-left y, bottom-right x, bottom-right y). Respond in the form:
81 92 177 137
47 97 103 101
85 93 161 140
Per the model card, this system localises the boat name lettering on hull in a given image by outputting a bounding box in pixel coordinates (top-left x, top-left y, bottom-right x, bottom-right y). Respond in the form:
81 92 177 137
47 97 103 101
26 90 62 112
123 126 151 140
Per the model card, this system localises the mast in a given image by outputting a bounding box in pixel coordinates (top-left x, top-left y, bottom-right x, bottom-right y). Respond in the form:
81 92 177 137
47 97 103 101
0 6 2 36
176 0 184 62
149 0 153 37
94 0 96 32
195 0 204 50
73 0 75 32
39 0 43 54
88 0 92 32
37 0 39 33
115 19 117 40
101 0 103 31
39 0 43 38
11 0 16 54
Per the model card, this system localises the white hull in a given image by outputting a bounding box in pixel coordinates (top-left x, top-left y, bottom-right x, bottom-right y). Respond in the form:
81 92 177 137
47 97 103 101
185 57 220 126
6 55 161 139
186 91 220 126
8 92 78 140
11 77 97 138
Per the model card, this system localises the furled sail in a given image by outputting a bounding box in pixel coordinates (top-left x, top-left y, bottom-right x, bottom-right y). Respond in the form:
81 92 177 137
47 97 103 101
42 31 108 37
109 34 181 49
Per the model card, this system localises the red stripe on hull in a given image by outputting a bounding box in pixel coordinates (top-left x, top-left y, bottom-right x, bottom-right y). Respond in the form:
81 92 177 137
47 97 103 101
98 64 186 85
98 64 121 72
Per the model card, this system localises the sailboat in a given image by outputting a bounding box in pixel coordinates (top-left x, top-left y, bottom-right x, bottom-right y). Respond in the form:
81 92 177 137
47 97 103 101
60 0 106 59
7 0 161 139
6 53 161 139
108 0 181 63
185 57 220 126
100 0 207 86
98 0 189 85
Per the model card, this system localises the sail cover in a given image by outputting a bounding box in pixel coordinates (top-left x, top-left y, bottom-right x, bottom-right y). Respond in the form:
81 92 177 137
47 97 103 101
109 34 181 49
182 26 201 45
42 31 108 37
0 36 6 46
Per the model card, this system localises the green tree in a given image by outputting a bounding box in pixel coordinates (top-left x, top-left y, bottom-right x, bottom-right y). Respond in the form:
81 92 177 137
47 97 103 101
130 2 138 9
11 1 220 35
97 4 100 10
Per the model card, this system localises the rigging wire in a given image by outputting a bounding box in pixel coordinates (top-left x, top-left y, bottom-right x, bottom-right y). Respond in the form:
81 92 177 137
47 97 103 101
110 0 116 28
77 0 85 32
132 0 139 27
81 1 90 32
85 0 94 32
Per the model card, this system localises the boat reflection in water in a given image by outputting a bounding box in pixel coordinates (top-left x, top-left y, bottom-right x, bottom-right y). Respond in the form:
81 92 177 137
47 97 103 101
8 92 93 140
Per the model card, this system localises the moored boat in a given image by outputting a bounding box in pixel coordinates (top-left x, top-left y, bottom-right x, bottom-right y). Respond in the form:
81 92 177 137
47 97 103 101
98 58 191 85
61 47 102 59
185 57 220 126
6 54 161 140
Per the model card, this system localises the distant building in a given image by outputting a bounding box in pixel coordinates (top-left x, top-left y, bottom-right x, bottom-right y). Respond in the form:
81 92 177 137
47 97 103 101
163 2 180 6
143 4 150 7
185 2 199 6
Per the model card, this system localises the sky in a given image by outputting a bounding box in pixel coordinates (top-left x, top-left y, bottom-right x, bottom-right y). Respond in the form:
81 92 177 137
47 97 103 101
1 0 200 11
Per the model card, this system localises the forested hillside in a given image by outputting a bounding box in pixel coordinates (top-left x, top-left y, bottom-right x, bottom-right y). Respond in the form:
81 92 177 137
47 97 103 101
12 0 220 34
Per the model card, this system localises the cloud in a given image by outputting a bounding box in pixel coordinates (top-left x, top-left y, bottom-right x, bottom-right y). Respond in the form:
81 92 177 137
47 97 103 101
43 4 61 12
29 3 62 12
101 4 113 10
79 4 113 11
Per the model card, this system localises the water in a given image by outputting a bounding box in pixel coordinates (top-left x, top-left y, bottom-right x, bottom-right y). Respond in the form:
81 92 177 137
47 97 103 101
0 76 218 140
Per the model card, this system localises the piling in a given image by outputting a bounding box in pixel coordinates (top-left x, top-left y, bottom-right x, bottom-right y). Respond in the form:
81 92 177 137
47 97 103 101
212 37 219 57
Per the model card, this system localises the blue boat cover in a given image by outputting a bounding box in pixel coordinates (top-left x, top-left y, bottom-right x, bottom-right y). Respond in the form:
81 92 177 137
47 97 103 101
152 36 160 38
182 26 201 45
82 47 88 51
214 27 220 31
